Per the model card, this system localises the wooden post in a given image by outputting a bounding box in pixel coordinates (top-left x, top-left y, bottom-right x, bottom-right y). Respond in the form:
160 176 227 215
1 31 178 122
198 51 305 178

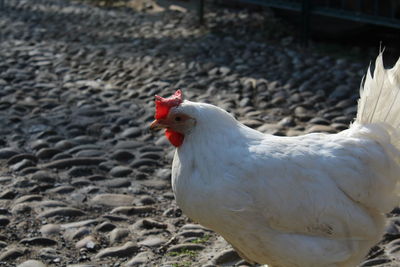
301 0 311 46
198 0 204 25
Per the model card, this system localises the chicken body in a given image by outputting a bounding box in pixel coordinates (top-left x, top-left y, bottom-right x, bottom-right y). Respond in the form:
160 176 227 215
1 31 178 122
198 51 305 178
173 118 398 266
158 54 400 267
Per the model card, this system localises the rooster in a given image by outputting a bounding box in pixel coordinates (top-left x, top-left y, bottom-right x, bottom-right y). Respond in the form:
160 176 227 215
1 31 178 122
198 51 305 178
150 54 400 267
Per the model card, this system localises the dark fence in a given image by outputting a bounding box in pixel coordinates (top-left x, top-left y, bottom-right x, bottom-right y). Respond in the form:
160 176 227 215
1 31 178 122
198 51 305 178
198 0 400 36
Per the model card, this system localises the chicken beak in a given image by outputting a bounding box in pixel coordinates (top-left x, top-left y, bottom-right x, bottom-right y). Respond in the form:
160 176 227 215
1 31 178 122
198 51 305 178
150 119 167 131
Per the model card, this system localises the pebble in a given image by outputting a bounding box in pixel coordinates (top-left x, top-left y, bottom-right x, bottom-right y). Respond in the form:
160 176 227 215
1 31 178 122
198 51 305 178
40 224 62 236
138 236 166 247
109 166 133 177
0 247 25 261
95 241 138 259
38 207 85 218
121 127 142 138
0 189 16 199
306 125 336 134
17 260 47 267
75 235 97 250
109 228 130 244
31 170 56 183
20 237 58 246
7 154 37 165
41 157 105 169
125 251 154 266
111 150 135 161
61 219 99 230
11 159 36 171
0 216 10 226
212 249 241 265
0 148 19 159
111 206 155 216
91 194 135 207
95 221 116 232
15 194 42 203
167 243 206 253
36 148 61 159
64 227 91 241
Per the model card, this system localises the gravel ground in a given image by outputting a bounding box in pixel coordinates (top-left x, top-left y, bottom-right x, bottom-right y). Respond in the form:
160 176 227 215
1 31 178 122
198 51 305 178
0 0 399 266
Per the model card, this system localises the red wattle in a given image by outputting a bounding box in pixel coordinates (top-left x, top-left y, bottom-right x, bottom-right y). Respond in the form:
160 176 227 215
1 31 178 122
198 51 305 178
165 129 184 147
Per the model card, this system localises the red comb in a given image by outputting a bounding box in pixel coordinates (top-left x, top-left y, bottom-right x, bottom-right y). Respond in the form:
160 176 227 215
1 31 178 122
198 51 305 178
154 90 183 120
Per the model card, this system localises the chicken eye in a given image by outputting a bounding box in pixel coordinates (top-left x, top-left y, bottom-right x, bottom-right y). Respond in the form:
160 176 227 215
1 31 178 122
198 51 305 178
174 116 182 122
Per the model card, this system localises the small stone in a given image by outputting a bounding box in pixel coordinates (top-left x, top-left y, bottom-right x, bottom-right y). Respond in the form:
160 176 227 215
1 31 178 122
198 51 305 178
177 230 205 238
359 258 392 266
257 124 282 135
17 260 47 267
241 119 263 129
11 159 35 171
156 168 171 180
36 148 61 159
0 247 25 261
30 140 50 151
138 236 165 247
139 195 156 205
121 127 142 138
7 154 37 165
125 251 154 266
95 221 116 232
40 224 61 236
330 85 351 100
309 117 330 125
38 247 59 260
49 185 75 194
278 116 295 127
109 228 130 244
15 194 42 203
0 148 19 159
11 203 32 215
38 207 85 218
72 136 97 145
111 150 135 161
0 216 10 226
212 249 241 265
31 171 56 183
331 123 348 131
130 159 159 168
76 149 104 158
306 125 336 134
167 243 205 253
20 237 57 246
99 178 131 188
36 200 67 208
110 166 133 177
54 140 77 150
0 189 16 199
95 241 138 258
111 206 155 216
141 218 168 229
64 227 91 241
60 219 99 229
91 194 134 207
75 235 97 250
41 157 105 169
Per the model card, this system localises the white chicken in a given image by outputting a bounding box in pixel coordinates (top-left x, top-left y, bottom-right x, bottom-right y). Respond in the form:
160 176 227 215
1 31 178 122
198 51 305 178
150 54 400 267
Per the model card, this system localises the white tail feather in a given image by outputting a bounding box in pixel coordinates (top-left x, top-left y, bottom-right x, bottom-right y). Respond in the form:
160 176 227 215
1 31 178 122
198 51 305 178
356 53 400 129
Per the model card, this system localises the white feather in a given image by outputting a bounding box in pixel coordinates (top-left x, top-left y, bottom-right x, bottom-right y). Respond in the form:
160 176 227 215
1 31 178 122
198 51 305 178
169 55 400 267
